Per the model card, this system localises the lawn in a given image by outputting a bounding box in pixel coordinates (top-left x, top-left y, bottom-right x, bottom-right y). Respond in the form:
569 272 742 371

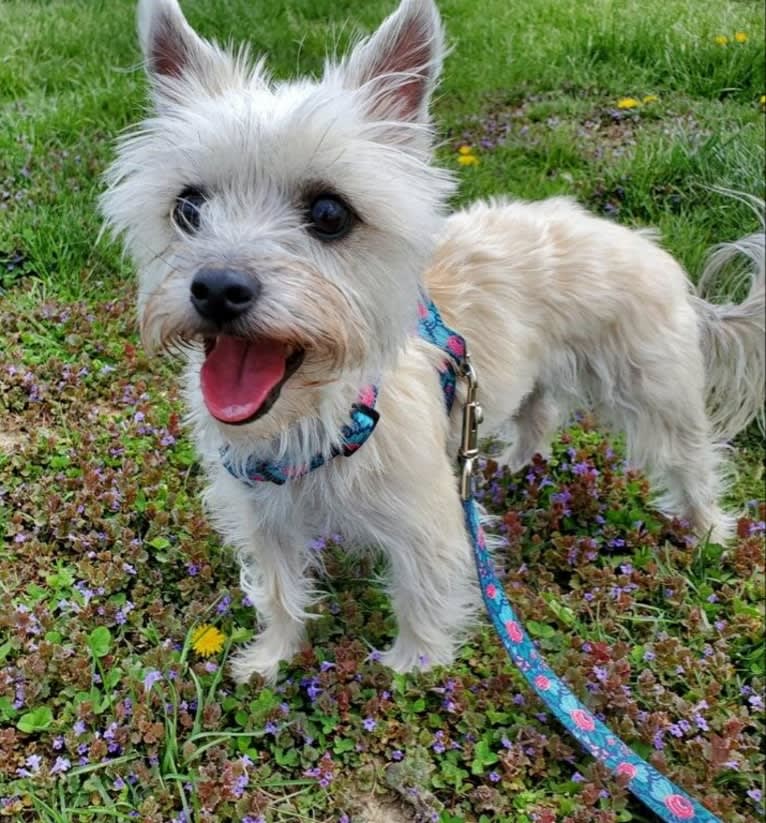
0 0 764 821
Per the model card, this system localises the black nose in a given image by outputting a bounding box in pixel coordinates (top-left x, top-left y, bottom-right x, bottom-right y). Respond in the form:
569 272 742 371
190 268 259 326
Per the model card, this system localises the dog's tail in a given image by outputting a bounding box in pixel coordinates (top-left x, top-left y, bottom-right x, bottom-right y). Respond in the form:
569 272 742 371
691 196 765 441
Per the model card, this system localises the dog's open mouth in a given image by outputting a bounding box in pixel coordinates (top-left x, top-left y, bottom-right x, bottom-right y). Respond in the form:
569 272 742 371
200 336 304 425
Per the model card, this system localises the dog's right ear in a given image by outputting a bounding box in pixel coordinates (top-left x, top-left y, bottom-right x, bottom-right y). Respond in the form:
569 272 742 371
137 0 219 83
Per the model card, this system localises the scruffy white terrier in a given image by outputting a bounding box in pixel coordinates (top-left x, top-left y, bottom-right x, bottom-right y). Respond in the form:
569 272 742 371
102 0 765 683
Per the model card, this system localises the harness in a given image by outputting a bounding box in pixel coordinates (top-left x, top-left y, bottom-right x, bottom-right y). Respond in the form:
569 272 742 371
223 294 721 823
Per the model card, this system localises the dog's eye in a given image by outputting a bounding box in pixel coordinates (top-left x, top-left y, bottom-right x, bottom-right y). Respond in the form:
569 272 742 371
308 194 353 240
172 187 206 233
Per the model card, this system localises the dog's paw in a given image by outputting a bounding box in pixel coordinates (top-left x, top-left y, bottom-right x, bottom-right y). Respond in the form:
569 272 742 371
228 627 303 685
380 640 453 675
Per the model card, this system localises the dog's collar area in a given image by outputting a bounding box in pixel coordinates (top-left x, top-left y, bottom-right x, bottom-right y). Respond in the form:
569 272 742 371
220 386 379 485
221 291 466 486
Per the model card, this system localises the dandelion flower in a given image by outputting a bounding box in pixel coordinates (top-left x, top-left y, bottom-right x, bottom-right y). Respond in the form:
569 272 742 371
734 32 747 44
713 35 729 46
760 94 765 107
616 97 640 110
457 154 479 166
191 624 225 657
642 94 659 104
458 145 474 155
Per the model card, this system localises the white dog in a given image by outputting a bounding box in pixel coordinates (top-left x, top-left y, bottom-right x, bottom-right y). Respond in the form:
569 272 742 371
102 0 765 683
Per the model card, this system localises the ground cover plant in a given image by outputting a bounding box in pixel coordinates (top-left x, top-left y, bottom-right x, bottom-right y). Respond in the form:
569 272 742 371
0 0 764 820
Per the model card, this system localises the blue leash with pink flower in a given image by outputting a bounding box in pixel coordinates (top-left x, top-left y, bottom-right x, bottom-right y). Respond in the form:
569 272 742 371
225 293 722 822
439 304 720 823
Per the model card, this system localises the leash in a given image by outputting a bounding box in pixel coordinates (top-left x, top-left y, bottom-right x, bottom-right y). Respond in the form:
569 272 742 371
222 293 721 821
455 352 721 823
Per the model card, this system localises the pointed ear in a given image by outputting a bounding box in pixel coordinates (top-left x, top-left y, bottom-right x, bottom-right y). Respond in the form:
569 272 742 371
137 0 219 81
341 0 444 123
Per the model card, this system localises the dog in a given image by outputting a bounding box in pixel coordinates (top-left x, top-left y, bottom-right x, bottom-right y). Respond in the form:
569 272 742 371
102 0 765 683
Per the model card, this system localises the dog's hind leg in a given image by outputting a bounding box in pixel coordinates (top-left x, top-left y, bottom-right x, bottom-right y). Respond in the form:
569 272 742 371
613 353 733 544
499 383 559 472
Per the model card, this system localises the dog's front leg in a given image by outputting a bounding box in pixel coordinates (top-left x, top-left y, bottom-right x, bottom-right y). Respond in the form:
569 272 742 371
359 455 480 674
205 474 314 684
229 528 316 685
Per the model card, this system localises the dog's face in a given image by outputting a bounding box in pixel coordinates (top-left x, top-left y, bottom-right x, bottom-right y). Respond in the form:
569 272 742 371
102 0 454 434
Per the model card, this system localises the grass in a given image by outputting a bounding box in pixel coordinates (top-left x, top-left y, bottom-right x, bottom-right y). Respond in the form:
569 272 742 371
0 0 764 821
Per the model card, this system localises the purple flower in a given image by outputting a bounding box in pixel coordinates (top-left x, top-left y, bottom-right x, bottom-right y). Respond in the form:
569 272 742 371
748 788 763 803
50 757 71 775
571 772 585 783
73 720 86 736
304 677 322 701
308 537 326 551
113 777 126 790
264 720 279 735
242 817 266 823
143 669 162 692
391 750 403 761
16 754 43 777
216 595 231 615
362 717 377 732
488 771 501 783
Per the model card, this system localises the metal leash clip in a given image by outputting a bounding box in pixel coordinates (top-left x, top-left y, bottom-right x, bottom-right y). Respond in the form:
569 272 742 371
458 351 483 501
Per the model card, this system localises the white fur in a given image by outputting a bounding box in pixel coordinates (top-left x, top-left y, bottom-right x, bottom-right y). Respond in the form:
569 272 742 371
102 0 765 683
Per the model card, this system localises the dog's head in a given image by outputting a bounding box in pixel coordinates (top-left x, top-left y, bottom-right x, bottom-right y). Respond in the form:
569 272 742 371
102 0 454 434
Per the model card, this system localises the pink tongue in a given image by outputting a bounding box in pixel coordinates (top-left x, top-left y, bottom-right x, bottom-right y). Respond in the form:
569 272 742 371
200 336 288 424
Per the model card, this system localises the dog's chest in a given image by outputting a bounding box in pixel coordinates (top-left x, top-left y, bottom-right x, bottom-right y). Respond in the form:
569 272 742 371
252 462 376 546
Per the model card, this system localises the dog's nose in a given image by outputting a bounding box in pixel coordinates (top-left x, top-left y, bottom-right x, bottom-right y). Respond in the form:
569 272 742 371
190 268 259 326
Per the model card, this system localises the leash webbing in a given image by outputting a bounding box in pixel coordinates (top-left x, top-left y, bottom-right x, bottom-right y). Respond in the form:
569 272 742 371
463 495 720 822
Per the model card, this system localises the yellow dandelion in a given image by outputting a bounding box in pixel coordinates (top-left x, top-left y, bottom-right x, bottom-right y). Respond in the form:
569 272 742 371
642 94 659 104
761 94 766 108
458 145 474 155
713 35 729 46
616 97 640 110
191 624 225 657
457 154 479 166
734 32 748 44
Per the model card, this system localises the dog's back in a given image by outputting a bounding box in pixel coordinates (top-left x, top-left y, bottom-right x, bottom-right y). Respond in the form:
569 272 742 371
426 195 764 543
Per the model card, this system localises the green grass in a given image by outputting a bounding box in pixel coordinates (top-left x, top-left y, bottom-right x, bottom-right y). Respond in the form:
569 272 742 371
0 1 764 821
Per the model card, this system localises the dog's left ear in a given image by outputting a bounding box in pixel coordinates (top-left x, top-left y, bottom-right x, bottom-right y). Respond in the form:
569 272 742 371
138 0 234 95
341 0 444 124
